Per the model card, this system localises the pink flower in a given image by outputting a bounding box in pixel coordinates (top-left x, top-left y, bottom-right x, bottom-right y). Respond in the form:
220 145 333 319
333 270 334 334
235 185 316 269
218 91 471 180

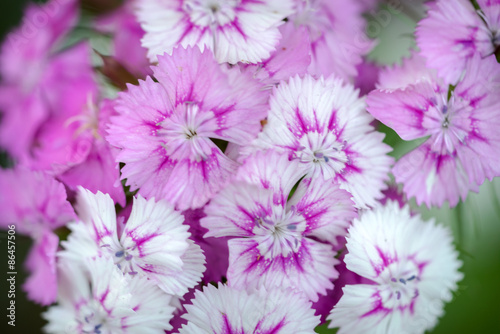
367 54 500 207
95 0 152 78
23 230 59 306
108 46 267 210
0 168 75 234
136 0 294 64
58 99 126 206
417 0 500 84
0 0 97 163
0 168 75 305
290 0 373 81
201 150 356 301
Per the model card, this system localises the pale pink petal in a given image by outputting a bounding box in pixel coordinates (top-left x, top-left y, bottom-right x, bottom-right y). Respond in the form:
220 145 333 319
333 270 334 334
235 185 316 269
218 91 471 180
0 168 75 235
23 230 59 305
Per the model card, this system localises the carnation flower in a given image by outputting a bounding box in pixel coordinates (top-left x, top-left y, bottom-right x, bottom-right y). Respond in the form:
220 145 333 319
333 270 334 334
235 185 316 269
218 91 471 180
61 187 205 296
201 150 356 301
290 0 373 81
108 46 267 210
417 0 500 84
94 0 152 78
367 54 500 207
328 201 463 334
136 0 294 64
43 257 174 333
178 284 319 333
0 0 97 163
244 74 394 208
0 168 76 305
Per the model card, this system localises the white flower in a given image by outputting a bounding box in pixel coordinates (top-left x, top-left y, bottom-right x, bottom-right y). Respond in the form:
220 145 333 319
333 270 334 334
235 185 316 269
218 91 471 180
179 284 319 333
243 74 394 208
43 256 174 333
328 201 463 334
61 187 205 296
136 0 294 64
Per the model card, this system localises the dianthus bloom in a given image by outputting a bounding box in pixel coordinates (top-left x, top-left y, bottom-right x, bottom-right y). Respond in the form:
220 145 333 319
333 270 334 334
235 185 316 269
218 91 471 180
328 202 463 334
417 0 500 84
0 168 75 305
178 284 319 333
367 54 500 207
108 46 267 210
43 257 174 333
61 187 205 297
244 74 393 208
290 0 373 81
201 150 356 301
136 0 294 64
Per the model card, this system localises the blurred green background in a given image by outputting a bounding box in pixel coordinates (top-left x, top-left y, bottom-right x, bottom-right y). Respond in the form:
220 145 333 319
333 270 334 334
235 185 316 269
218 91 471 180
0 1 499 333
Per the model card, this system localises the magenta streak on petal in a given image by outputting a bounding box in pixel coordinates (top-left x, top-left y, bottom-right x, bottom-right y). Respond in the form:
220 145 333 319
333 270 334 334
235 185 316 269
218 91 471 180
126 230 160 257
370 247 397 277
218 18 247 41
326 109 338 132
361 291 392 318
290 107 310 138
241 241 271 274
92 221 113 244
176 18 196 46
213 105 236 135
98 289 114 316
261 317 286 334
221 313 235 333
300 199 327 234
235 206 260 234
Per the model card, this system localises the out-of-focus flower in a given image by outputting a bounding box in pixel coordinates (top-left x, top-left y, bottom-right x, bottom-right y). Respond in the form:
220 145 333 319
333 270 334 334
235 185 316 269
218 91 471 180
244 75 394 208
328 201 463 334
201 150 356 301
43 256 174 333
0 0 97 164
178 284 319 333
0 168 75 305
136 0 294 64
417 0 500 84
61 187 205 296
94 0 152 78
367 54 500 207
108 46 267 210
290 0 373 81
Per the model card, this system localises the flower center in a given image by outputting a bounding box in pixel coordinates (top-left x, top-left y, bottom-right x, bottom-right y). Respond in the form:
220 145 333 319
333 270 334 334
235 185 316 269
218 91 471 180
295 131 348 179
183 0 239 26
156 103 216 161
114 248 139 276
253 205 305 258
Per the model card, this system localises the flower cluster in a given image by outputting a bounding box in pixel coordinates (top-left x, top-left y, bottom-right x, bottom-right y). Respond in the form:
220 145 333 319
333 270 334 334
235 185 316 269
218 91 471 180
3 0 496 333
